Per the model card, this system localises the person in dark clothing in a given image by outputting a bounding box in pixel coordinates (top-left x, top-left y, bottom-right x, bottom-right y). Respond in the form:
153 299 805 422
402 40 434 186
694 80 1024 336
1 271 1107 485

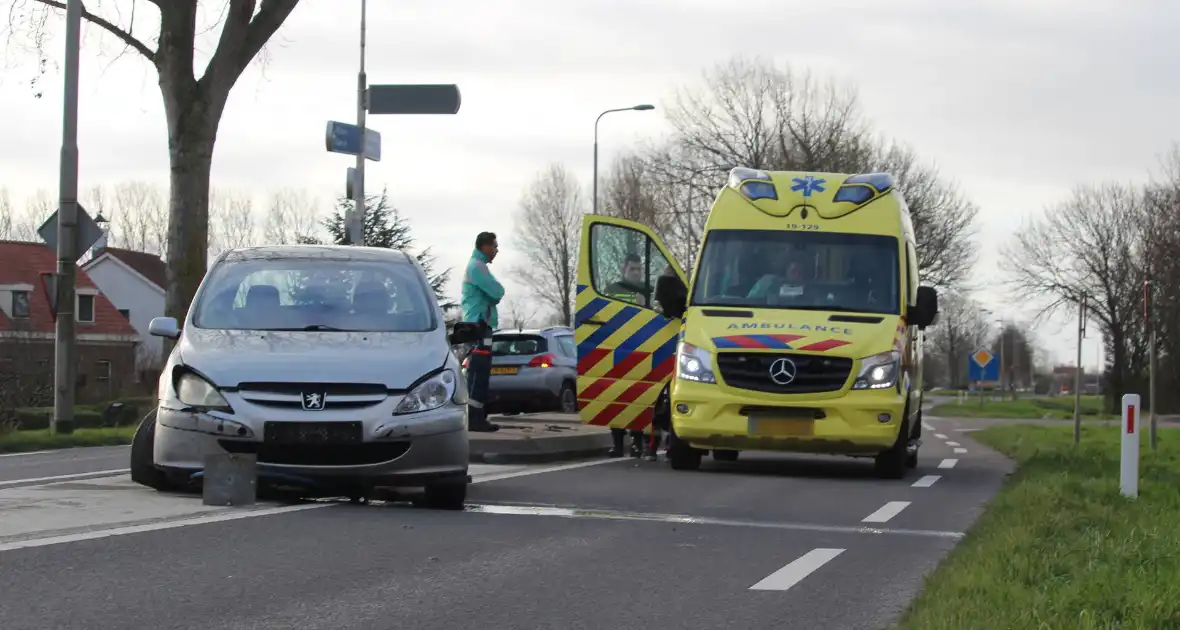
602 253 649 458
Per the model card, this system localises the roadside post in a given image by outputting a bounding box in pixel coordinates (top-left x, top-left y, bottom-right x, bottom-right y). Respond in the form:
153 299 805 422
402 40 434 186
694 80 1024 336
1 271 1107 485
1121 393 1140 499
968 348 998 408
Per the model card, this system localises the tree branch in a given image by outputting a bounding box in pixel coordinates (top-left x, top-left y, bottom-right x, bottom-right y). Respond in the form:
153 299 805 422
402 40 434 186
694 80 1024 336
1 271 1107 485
32 0 156 62
201 0 298 93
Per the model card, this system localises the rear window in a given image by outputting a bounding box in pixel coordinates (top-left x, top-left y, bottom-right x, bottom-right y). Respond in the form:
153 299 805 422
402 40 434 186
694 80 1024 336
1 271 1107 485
491 335 547 355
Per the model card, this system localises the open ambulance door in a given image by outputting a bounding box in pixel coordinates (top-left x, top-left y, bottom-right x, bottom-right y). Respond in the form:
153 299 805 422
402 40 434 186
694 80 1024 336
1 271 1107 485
573 215 688 431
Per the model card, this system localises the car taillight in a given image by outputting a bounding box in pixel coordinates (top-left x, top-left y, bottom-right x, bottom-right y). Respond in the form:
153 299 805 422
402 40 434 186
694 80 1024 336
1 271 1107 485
462 357 469 368
528 353 557 368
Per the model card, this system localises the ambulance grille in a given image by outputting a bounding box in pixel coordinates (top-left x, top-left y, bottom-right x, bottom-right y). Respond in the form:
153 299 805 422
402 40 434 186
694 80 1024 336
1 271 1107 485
716 352 852 394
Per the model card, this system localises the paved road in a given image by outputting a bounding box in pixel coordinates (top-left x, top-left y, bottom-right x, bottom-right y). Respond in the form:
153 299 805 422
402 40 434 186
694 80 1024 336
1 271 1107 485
0 445 128 485
0 417 1011 629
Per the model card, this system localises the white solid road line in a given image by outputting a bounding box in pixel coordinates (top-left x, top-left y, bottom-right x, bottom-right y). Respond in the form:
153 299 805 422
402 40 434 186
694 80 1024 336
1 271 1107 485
0 457 630 553
750 548 845 591
0 445 128 459
862 501 910 523
912 475 940 488
945 441 960 446
954 448 967 454
934 433 947 439
0 469 129 488
938 458 958 469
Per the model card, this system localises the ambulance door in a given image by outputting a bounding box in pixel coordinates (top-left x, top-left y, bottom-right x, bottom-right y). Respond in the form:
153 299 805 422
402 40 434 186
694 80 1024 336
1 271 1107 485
574 215 688 431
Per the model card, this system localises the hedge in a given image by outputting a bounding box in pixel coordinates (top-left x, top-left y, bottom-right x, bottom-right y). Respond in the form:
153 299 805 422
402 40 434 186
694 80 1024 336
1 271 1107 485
9 396 155 431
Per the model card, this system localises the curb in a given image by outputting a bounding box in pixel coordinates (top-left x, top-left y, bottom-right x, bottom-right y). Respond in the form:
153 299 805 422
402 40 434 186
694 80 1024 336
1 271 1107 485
469 431 613 464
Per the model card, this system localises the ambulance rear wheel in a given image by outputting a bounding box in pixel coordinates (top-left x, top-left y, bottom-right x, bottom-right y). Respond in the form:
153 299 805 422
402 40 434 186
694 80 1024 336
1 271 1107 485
712 450 739 462
668 433 701 471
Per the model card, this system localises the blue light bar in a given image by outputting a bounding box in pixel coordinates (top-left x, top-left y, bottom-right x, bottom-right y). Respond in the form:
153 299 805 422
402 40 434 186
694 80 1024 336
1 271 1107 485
845 173 894 192
740 181 778 201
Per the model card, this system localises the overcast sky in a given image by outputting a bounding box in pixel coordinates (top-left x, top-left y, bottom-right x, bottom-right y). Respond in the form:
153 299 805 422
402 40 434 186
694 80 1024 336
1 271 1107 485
2 0 1175 369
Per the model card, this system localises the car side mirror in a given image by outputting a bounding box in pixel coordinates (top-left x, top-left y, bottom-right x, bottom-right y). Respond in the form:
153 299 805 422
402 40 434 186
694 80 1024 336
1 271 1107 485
655 275 688 319
148 316 181 339
449 321 485 345
912 286 939 330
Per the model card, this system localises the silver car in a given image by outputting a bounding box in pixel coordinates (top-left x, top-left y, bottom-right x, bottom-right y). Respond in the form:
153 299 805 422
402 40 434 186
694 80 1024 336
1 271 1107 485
130 245 471 509
466 327 578 415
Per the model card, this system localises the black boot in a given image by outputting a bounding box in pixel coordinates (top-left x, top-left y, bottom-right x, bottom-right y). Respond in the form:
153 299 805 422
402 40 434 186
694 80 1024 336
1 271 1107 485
468 407 500 433
608 428 625 457
629 431 644 458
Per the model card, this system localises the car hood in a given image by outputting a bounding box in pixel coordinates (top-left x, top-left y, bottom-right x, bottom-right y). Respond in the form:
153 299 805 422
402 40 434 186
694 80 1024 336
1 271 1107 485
177 328 450 390
687 307 903 358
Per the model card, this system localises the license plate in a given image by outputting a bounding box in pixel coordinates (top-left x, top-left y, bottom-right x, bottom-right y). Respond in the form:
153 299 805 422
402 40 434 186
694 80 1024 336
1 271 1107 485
264 421 363 444
748 417 814 437
490 367 519 375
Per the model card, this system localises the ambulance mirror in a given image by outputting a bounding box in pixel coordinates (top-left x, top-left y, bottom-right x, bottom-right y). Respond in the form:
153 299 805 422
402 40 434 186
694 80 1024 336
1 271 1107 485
913 286 939 329
655 274 687 319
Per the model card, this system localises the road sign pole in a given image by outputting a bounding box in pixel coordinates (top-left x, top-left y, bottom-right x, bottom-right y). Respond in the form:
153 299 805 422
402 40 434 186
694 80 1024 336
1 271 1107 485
1121 393 1140 498
349 0 367 246
52 0 83 436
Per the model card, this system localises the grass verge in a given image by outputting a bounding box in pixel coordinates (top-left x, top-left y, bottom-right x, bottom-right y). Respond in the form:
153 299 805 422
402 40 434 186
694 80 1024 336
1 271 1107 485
929 395 1111 420
895 424 1180 629
0 426 137 454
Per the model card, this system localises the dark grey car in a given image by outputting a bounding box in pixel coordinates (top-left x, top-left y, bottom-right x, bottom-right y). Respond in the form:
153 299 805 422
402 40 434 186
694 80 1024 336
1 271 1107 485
463 327 578 415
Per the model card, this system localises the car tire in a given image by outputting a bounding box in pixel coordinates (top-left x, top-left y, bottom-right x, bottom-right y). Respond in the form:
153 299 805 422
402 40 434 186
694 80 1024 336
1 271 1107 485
668 432 702 471
559 382 578 413
874 412 911 479
419 481 468 510
712 449 739 462
129 409 177 492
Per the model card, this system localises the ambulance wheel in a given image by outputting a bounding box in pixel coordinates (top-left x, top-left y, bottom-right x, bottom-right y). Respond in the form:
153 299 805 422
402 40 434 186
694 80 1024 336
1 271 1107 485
668 433 701 471
875 418 911 479
712 449 739 462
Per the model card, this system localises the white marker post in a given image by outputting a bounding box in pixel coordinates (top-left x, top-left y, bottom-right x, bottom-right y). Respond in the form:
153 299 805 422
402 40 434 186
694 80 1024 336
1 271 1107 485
1121 393 1140 499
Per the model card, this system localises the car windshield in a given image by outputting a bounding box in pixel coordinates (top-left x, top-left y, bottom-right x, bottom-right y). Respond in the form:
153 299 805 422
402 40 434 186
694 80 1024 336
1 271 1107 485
491 335 546 355
690 229 901 315
191 256 436 332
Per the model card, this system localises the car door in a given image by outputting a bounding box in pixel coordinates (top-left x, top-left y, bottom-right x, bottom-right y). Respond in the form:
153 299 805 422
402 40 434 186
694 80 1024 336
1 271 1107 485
575 215 688 430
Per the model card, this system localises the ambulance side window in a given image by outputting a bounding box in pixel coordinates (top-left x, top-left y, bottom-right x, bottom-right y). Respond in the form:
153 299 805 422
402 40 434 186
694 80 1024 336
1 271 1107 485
590 223 653 309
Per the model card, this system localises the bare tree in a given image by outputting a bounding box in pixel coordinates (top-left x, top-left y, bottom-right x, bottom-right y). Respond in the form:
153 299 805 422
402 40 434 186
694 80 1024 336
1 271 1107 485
263 187 320 244
644 56 978 287
0 187 13 239
1144 144 1180 413
1002 182 1150 410
111 180 168 255
499 297 539 331
925 291 992 388
209 187 258 254
13 189 53 241
511 164 584 326
6 0 303 322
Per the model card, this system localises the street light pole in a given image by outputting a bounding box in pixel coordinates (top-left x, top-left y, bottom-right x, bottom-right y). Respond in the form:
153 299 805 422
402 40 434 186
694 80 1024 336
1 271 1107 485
592 104 655 214
350 0 368 246
1073 292 1087 444
52 0 83 435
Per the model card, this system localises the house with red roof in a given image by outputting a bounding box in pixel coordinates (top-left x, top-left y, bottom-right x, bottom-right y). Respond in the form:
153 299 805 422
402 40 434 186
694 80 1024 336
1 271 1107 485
0 240 140 405
82 244 168 370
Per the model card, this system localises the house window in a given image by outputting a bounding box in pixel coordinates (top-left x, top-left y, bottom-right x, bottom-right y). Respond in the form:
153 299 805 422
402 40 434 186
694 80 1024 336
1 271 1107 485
11 291 30 319
118 308 131 320
96 360 112 381
77 294 95 323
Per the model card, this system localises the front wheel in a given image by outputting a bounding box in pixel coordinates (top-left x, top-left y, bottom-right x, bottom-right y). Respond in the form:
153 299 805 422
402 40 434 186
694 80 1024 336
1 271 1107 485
668 431 702 471
558 382 578 413
418 482 468 510
129 409 179 492
874 420 911 479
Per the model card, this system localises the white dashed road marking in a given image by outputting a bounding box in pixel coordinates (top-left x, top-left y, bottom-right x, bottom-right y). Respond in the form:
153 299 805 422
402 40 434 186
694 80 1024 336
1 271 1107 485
934 433 947 440
750 548 845 591
922 422 934 431
938 458 958 469
954 448 967 454
862 501 910 523
945 441 960 446
912 475 941 488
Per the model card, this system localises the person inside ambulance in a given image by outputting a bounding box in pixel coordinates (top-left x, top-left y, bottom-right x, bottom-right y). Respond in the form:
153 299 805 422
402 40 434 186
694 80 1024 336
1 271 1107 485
603 253 648 307
744 249 811 304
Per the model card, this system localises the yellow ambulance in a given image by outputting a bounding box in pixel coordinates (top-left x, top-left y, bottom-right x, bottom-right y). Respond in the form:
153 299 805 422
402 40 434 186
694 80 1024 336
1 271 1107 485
573 168 939 478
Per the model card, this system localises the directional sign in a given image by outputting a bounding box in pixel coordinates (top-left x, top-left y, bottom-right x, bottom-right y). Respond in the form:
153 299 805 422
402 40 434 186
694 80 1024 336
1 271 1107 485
38 204 103 262
968 347 999 382
367 84 461 115
325 121 381 161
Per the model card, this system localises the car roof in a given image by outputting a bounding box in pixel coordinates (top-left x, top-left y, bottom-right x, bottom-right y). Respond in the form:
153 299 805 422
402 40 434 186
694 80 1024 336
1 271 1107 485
219 244 415 264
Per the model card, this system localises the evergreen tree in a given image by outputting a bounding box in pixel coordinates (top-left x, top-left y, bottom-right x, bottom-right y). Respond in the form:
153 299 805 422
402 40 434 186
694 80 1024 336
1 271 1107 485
320 187 454 309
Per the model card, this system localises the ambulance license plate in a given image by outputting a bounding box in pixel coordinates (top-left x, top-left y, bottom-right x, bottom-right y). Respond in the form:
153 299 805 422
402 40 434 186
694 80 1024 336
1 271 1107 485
748 417 814 437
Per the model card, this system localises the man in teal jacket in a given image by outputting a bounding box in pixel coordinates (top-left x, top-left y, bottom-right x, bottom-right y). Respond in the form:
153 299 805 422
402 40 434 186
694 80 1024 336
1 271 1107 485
461 232 505 433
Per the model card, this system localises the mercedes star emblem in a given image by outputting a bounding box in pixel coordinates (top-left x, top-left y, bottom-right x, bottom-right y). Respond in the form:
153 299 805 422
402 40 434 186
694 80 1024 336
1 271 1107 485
769 357 797 385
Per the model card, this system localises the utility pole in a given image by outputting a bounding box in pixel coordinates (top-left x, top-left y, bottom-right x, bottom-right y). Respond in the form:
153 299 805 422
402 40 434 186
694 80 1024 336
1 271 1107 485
52 0 83 436
349 0 368 246
1147 280 1157 451
998 318 1006 400
1073 292 1087 444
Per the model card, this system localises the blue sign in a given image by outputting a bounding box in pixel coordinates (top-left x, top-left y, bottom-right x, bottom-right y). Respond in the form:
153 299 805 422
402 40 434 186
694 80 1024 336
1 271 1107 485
325 121 381 161
968 347 999 382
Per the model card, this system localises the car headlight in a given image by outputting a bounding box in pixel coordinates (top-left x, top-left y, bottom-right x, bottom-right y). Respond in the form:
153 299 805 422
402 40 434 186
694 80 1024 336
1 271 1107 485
394 370 457 414
852 350 900 390
677 341 717 384
176 371 231 411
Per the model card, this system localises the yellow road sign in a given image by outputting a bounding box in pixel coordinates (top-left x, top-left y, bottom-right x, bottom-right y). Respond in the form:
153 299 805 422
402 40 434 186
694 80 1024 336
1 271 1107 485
972 349 994 367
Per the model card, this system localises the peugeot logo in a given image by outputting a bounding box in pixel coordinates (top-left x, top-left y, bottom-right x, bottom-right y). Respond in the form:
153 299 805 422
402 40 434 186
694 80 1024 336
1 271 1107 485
302 392 327 411
769 358 797 385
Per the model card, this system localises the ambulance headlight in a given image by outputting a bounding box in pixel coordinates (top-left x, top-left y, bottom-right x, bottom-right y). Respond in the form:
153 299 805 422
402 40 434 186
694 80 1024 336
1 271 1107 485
677 342 717 384
853 350 899 390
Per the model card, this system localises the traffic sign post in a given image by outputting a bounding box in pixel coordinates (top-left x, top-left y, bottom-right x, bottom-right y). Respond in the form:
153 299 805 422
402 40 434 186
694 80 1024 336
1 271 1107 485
325 121 381 161
968 348 999 406
1121 393 1140 498
367 84 462 115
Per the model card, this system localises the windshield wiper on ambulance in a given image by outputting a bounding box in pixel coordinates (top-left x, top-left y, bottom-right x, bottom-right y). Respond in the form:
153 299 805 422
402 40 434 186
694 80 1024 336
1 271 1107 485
266 324 347 331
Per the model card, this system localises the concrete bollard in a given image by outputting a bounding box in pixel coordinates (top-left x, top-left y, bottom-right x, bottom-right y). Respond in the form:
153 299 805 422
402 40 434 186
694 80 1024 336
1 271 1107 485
1121 393 1140 499
202 453 258 507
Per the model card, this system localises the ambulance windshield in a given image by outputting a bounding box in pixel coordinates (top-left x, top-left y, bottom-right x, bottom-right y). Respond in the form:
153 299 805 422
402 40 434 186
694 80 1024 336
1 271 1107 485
689 229 901 315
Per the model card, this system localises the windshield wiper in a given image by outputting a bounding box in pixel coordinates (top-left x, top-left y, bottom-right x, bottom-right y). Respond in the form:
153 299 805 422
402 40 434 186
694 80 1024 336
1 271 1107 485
266 325 347 331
